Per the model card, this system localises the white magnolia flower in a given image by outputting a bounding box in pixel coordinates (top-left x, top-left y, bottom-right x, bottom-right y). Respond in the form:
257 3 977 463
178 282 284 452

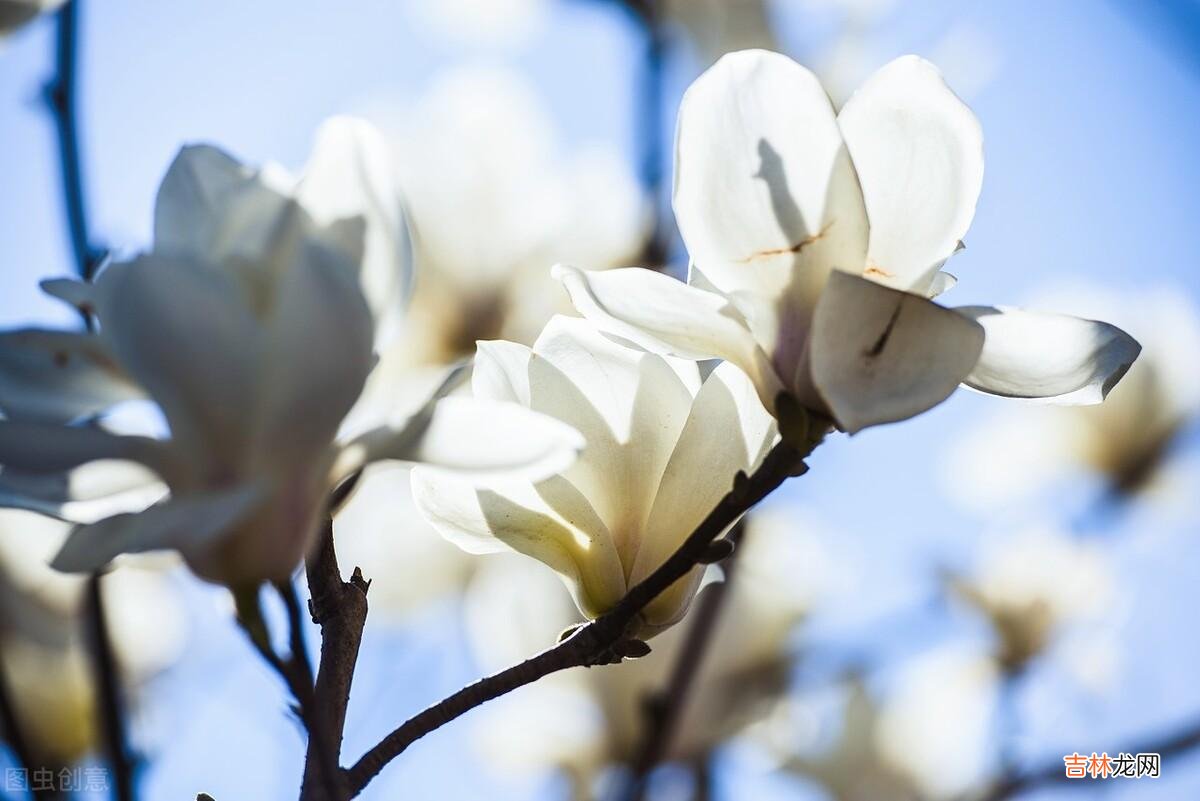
945 285 1200 510
413 315 777 635
556 51 1140 434
875 646 1000 800
386 66 646 365
949 526 1116 675
465 511 826 782
0 118 583 588
0 0 63 36
0 509 184 766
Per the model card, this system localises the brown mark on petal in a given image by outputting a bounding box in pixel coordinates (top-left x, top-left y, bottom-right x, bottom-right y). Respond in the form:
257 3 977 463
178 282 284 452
863 261 894 280
865 302 904 358
734 220 835 264
53 351 70 368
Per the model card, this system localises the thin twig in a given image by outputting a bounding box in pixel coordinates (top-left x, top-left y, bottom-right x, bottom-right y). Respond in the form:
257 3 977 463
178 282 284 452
84 573 135 801
298 520 369 801
45 0 104 283
344 435 818 797
618 521 749 801
978 715 1200 800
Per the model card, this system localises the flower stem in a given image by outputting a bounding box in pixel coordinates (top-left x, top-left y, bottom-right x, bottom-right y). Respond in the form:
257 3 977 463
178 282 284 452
84 573 135 801
344 436 815 797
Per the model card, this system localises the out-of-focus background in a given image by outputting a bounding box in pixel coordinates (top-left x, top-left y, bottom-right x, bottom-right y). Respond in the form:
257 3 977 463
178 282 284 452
1 1 1199 799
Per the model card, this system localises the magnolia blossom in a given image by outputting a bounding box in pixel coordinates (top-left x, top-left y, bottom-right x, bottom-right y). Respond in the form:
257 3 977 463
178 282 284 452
0 117 582 588
465 511 828 783
0 509 184 766
382 66 646 365
0 0 63 36
945 285 1200 511
948 526 1116 677
557 50 1140 434
412 315 777 634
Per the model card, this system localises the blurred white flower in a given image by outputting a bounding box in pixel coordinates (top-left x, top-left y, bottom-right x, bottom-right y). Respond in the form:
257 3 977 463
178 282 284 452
0 118 583 589
557 50 1140 434
466 510 827 781
414 315 777 635
0 508 185 765
875 645 1000 800
0 0 62 36
949 526 1116 674
385 67 646 365
945 285 1200 511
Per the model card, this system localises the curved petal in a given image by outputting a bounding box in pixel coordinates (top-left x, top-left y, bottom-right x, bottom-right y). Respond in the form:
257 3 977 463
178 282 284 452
957 306 1141 404
528 316 696 566
0 420 172 478
838 55 984 293
40 278 96 314
809 271 984 433
629 361 778 631
295 116 414 344
93 255 261 464
673 49 868 342
0 460 166 524
249 238 375 471
0 329 142 422
473 339 533 405
339 397 584 483
553 264 783 412
410 468 626 619
153 144 263 258
51 485 261 573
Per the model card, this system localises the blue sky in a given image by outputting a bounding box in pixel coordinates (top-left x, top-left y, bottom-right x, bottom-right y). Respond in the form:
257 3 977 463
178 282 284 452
2 1 1200 799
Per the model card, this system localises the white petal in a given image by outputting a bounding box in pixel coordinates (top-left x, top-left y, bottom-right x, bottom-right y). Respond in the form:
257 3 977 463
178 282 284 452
809 271 984 433
0 329 141 422
93 255 262 464
673 49 868 339
553 264 783 411
40 277 96 314
838 56 984 292
342 396 584 483
926 271 958 298
629 361 778 630
51 485 261 573
411 468 627 619
958 306 1140 404
0 420 172 478
153 144 263 258
473 339 533 405
0 460 166 524
295 117 414 344
250 238 375 470
528 316 696 566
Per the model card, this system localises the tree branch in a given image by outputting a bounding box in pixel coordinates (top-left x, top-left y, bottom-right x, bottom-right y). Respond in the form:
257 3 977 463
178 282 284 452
298 520 369 801
45 0 104 282
84 573 135 801
344 435 818 797
978 714 1200 800
618 519 751 801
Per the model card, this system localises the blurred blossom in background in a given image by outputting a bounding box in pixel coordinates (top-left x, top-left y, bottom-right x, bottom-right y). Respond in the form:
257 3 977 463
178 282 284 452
1 1 1199 800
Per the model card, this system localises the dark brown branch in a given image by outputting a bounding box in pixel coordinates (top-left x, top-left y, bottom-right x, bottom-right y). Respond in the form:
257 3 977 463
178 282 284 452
45 0 104 282
298 520 369 801
618 520 751 801
979 715 1200 800
344 436 817 797
84 573 135 801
